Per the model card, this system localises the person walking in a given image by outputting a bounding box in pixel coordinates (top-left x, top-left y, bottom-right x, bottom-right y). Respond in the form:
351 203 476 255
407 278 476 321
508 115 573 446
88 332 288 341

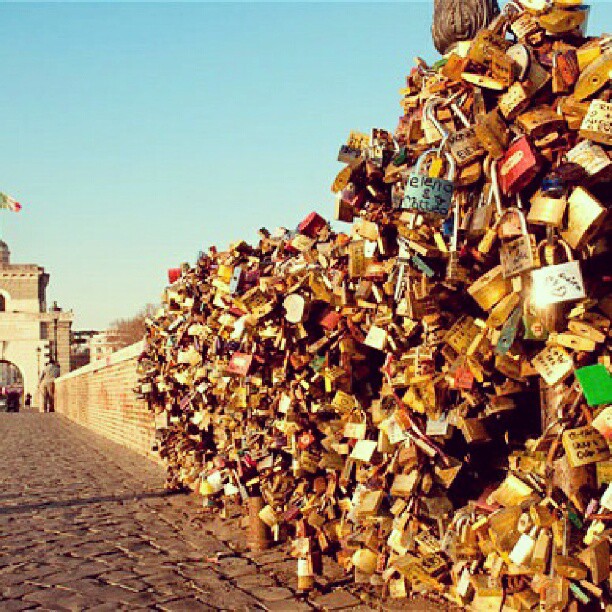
25 393 32 409
38 360 60 413
6 389 20 413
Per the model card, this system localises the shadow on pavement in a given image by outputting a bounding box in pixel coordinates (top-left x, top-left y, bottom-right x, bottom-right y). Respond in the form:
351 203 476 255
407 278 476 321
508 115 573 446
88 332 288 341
0 489 187 516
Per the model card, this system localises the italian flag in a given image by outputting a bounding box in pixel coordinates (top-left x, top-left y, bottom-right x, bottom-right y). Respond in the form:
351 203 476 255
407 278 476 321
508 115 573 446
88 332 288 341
0 193 22 212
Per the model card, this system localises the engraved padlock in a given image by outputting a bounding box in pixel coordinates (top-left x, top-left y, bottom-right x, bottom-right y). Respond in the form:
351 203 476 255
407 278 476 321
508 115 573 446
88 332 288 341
446 97 485 168
403 98 456 217
402 148 456 217
498 207 538 278
531 238 586 308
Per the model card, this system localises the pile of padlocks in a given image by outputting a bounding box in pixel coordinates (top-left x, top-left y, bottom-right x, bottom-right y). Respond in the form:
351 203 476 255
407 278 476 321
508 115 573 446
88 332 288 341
138 1 612 608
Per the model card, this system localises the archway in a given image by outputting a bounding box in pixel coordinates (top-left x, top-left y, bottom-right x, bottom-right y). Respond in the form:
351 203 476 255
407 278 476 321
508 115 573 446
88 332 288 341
0 360 24 411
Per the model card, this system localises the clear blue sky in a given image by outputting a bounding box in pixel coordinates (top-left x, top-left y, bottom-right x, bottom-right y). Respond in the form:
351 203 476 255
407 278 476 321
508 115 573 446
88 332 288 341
0 2 610 329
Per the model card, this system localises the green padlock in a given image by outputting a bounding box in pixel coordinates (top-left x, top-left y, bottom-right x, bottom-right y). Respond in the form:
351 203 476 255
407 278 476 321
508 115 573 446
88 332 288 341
575 364 612 407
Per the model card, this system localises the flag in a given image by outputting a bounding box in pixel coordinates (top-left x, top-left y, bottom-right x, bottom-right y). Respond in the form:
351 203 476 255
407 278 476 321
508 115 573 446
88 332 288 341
0 193 21 212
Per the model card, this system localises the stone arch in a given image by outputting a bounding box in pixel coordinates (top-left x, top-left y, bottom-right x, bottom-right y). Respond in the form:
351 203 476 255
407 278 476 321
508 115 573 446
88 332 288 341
0 289 10 312
0 359 24 409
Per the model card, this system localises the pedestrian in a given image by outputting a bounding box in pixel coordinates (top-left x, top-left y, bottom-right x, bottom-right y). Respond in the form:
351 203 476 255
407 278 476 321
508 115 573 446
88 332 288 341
6 390 20 413
38 359 60 413
25 393 31 409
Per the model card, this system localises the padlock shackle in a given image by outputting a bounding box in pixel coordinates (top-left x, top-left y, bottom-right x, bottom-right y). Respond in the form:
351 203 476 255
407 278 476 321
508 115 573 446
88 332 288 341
498 206 528 236
424 96 450 145
502 1 523 16
536 237 574 263
489 159 503 216
515 193 524 210
447 91 470 129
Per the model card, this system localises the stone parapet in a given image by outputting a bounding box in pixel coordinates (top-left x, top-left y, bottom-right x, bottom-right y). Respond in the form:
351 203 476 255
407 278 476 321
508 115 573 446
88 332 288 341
54 340 159 462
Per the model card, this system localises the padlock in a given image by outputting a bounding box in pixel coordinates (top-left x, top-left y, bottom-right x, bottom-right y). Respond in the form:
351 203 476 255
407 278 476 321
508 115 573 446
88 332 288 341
402 148 456 217
527 190 567 227
498 82 532 120
574 49 612 101
446 120 485 168
531 238 586 307
539 6 589 35
468 265 512 311
490 49 516 89
552 48 580 93
467 189 494 236
498 207 539 278
565 139 612 182
474 109 510 159
516 105 566 141
498 136 541 195
561 186 607 250
446 193 468 284
477 159 505 254
579 99 612 146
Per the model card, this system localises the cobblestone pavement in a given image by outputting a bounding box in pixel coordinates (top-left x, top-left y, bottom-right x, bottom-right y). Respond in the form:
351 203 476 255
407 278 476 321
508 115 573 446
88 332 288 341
0 413 440 611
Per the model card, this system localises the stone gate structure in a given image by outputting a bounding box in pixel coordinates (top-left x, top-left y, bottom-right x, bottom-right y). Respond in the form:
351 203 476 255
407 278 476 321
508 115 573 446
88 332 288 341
0 240 72 403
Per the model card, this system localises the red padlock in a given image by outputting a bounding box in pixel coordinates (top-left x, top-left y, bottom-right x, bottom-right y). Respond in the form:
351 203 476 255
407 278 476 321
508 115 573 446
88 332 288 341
298 212 327 238
498 136 541 195
167 268 182 284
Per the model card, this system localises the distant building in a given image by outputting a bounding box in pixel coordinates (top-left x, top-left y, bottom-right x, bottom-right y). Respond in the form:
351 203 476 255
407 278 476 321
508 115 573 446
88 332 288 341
70 329 98 370
88 329 127 362
0 240 73 402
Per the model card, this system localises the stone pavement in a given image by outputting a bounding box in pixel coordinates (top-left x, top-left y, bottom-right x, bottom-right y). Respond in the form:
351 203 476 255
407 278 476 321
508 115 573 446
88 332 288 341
0 413 442 611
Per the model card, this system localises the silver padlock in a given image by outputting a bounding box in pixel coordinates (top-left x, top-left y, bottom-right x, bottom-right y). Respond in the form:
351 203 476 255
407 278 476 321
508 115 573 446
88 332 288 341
531 238 586 307
499 207 539 278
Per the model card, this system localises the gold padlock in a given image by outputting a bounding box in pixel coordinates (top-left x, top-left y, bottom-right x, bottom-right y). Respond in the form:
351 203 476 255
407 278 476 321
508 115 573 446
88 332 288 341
474 109 510 159
561 186 607 250
527 190 567 227
468 265 512 311
579 99 612 146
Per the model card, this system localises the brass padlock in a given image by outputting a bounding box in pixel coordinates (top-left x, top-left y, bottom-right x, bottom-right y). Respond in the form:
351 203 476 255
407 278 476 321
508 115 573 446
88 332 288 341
468 265 512 311
561 186 607 250
527 190 567 227
474 109 510 159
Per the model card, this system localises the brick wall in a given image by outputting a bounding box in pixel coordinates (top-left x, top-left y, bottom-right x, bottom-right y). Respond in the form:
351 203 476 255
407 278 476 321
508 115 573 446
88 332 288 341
54 341 160 462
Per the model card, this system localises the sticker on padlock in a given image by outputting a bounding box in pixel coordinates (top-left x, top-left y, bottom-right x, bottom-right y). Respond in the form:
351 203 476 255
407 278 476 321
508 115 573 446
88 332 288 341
531 239 586 307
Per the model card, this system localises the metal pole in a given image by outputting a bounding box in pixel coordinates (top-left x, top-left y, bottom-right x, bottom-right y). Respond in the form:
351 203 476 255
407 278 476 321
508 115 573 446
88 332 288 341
53 318 58 362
